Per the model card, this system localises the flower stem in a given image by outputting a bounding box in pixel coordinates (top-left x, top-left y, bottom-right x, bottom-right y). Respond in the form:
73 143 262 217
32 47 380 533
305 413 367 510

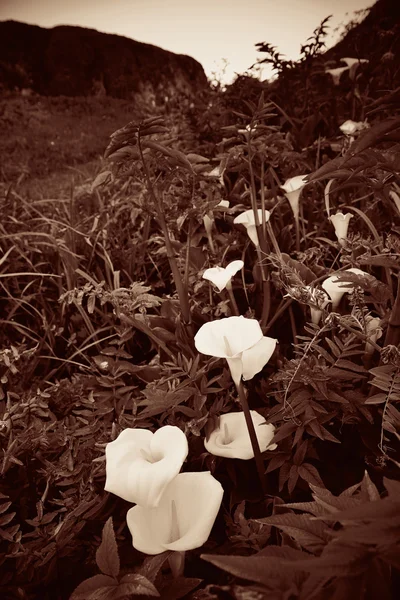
138 135 191 325
226 282 240 316
168 551 185 578
295 218 300 253
236 381 268 495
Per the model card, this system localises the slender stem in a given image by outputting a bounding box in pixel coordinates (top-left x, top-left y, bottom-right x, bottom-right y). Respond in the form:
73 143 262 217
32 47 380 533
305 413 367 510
266 221 281 257
264 297 293 333
288 304 298 345
138 136 191 324
236 381 268 495
295 217 300 253
226 282 240 316
168 551 185 578
260 279 271 329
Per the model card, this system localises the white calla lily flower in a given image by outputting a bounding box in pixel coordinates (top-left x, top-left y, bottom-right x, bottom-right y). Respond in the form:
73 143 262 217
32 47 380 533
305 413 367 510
216 200 230 208
202 260 244 292
126 471 223 554
105 426 188 508
322 268 368 310
341 57 369 68
329 212 353 246
280 175 308 223
233 209 270 247
194 316 277 386
365 316 383 355
340 57 368 80
205 411 277 460
325 66 349 85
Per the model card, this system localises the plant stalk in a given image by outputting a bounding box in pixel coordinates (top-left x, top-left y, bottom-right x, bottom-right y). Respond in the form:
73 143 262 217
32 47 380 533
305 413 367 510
236 381 268 495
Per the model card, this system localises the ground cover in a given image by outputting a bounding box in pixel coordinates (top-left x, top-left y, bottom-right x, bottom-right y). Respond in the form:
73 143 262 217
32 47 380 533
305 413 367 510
1 12 400 600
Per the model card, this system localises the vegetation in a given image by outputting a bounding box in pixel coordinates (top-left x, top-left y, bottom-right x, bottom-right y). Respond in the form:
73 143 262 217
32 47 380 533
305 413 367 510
1 2 400 599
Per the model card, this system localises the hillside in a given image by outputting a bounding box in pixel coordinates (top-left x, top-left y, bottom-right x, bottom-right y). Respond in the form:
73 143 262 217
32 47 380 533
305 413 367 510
0 20 208 100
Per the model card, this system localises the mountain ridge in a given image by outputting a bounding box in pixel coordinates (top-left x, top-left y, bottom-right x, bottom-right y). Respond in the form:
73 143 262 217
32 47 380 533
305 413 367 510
0 20 208 100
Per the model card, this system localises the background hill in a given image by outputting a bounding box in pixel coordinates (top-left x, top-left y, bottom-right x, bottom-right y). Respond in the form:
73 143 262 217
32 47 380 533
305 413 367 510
0 20 208 100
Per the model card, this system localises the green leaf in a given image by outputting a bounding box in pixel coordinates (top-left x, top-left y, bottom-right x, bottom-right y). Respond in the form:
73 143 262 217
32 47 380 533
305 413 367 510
298 463 325 487
159 577 202 599
96 517 120 578
137 552 171 583
255 512 330 552
115 575 160 597
201 548 307 586
70 575 117 600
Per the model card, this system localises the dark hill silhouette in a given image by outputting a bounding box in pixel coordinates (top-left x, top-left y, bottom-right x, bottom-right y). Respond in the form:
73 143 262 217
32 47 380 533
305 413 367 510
0 20 208 99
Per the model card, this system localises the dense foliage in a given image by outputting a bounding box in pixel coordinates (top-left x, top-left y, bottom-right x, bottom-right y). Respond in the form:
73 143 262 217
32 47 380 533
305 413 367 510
1 3 400 599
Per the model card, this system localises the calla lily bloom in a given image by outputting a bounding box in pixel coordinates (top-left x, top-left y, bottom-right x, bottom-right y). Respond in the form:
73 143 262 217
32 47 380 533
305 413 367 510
203 260 244 292
216 200 230 209
105 426 188 508
194 316 277 387
280 175 308 223
322 268 368 310
233 209 270 247
340 57 368 80
329 212 353 246
365 316 383 355
339 120 369 138
205 411 277 459
126 471 223 554
325 66 349 85
341 57 369 68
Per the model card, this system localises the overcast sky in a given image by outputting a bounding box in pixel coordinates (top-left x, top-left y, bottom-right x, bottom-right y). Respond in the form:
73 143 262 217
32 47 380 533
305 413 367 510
0 0 374 83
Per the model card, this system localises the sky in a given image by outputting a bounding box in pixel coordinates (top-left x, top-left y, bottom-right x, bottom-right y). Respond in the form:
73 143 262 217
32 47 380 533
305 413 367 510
0 0 374 84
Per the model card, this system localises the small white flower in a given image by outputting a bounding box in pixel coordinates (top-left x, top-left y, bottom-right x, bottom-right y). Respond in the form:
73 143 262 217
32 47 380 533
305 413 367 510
233 209 271 247
339 120 366 136
280 175 308 223
205 411 277 460
329 212 353 246
238 124 259 139
126 471 223 554
194 316 277 387
325 66 349 85
203 260 244 292
322 268 368 310
105 426 188 508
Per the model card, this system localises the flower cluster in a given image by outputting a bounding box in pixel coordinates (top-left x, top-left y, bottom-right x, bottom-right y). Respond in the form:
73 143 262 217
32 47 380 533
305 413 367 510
105 425 223 555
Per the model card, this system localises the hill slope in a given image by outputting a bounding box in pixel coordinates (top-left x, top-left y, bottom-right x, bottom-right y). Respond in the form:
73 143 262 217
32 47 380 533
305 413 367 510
0 20 208 100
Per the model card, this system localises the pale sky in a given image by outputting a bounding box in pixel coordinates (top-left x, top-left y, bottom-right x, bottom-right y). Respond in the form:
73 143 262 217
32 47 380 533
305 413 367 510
0 0 374 83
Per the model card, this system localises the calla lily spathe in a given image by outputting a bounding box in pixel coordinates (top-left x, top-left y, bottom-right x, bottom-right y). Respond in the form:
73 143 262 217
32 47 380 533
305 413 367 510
280 175 308 223
325 66 349 85
233 209 270 247
340 57 368 80
105 426 188 508
329 212 353 246
126 471 223 554
203 260 244 292
205 411 277 460
339 120 368 136
194 316 277 386
322 268 367 310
